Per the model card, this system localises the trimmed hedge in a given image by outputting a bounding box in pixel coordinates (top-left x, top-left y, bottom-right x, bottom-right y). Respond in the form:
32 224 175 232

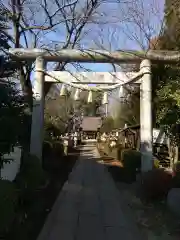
121 149 141 171
97 142 141 183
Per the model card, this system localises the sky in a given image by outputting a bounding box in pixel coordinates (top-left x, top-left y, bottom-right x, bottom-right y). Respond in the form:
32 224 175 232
18 0 165 74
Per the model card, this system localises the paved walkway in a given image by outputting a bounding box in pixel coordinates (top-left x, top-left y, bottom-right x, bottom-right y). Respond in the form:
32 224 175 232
37 145 142 240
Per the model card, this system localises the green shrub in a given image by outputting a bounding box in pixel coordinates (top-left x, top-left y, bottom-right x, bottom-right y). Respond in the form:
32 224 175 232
43 140 65 170
0 180 18 233
119 149 141 183
140 169 172 201
15 154 47 191
15 154 47 205
43 141 53 156
122 149 141 171
52 141 64 158
43 140 64 158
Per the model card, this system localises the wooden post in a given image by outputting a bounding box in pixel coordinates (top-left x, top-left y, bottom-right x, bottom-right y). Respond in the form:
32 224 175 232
30 57 46 160
140 59 153 172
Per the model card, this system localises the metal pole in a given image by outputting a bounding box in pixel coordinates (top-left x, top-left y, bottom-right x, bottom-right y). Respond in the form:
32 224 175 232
140 59 153 172
30 57 46 160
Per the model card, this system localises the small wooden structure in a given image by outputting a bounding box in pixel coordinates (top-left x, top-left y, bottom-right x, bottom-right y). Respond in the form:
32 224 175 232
116 124 179 168
115 124 140 149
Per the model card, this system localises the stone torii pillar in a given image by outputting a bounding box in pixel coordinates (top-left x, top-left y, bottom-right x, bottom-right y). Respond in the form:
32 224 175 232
140 59 153 172
30 57 46 160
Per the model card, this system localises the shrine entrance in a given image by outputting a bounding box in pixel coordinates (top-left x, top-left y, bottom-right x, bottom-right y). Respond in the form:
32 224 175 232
9 48 178 172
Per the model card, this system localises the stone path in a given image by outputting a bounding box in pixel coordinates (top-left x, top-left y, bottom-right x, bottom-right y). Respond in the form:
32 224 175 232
37 145 143 240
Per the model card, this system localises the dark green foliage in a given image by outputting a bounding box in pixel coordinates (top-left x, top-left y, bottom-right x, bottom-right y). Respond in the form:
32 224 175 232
121 149 141 171
151 0 180 130
44 120 63 140
0 80 28 167
52 141 64 158
0 180 18 233
120 149 141 182
42 140 65 172
15 154 47 192
152 63 180 128
15 154 47 208
0 3 29 167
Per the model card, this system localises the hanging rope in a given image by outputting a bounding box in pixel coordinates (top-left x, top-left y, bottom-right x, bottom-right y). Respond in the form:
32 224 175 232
37 69 144 92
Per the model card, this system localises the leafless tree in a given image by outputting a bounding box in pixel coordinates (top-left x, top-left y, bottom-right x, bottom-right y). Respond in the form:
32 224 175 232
3 0 109 106
92 0 164 122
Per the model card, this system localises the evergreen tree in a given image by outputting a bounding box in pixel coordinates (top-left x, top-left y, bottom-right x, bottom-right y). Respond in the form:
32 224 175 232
0 3 28 167
150 0 180 134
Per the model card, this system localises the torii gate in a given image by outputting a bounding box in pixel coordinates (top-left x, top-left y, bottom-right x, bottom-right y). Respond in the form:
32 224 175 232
9 48 180 172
